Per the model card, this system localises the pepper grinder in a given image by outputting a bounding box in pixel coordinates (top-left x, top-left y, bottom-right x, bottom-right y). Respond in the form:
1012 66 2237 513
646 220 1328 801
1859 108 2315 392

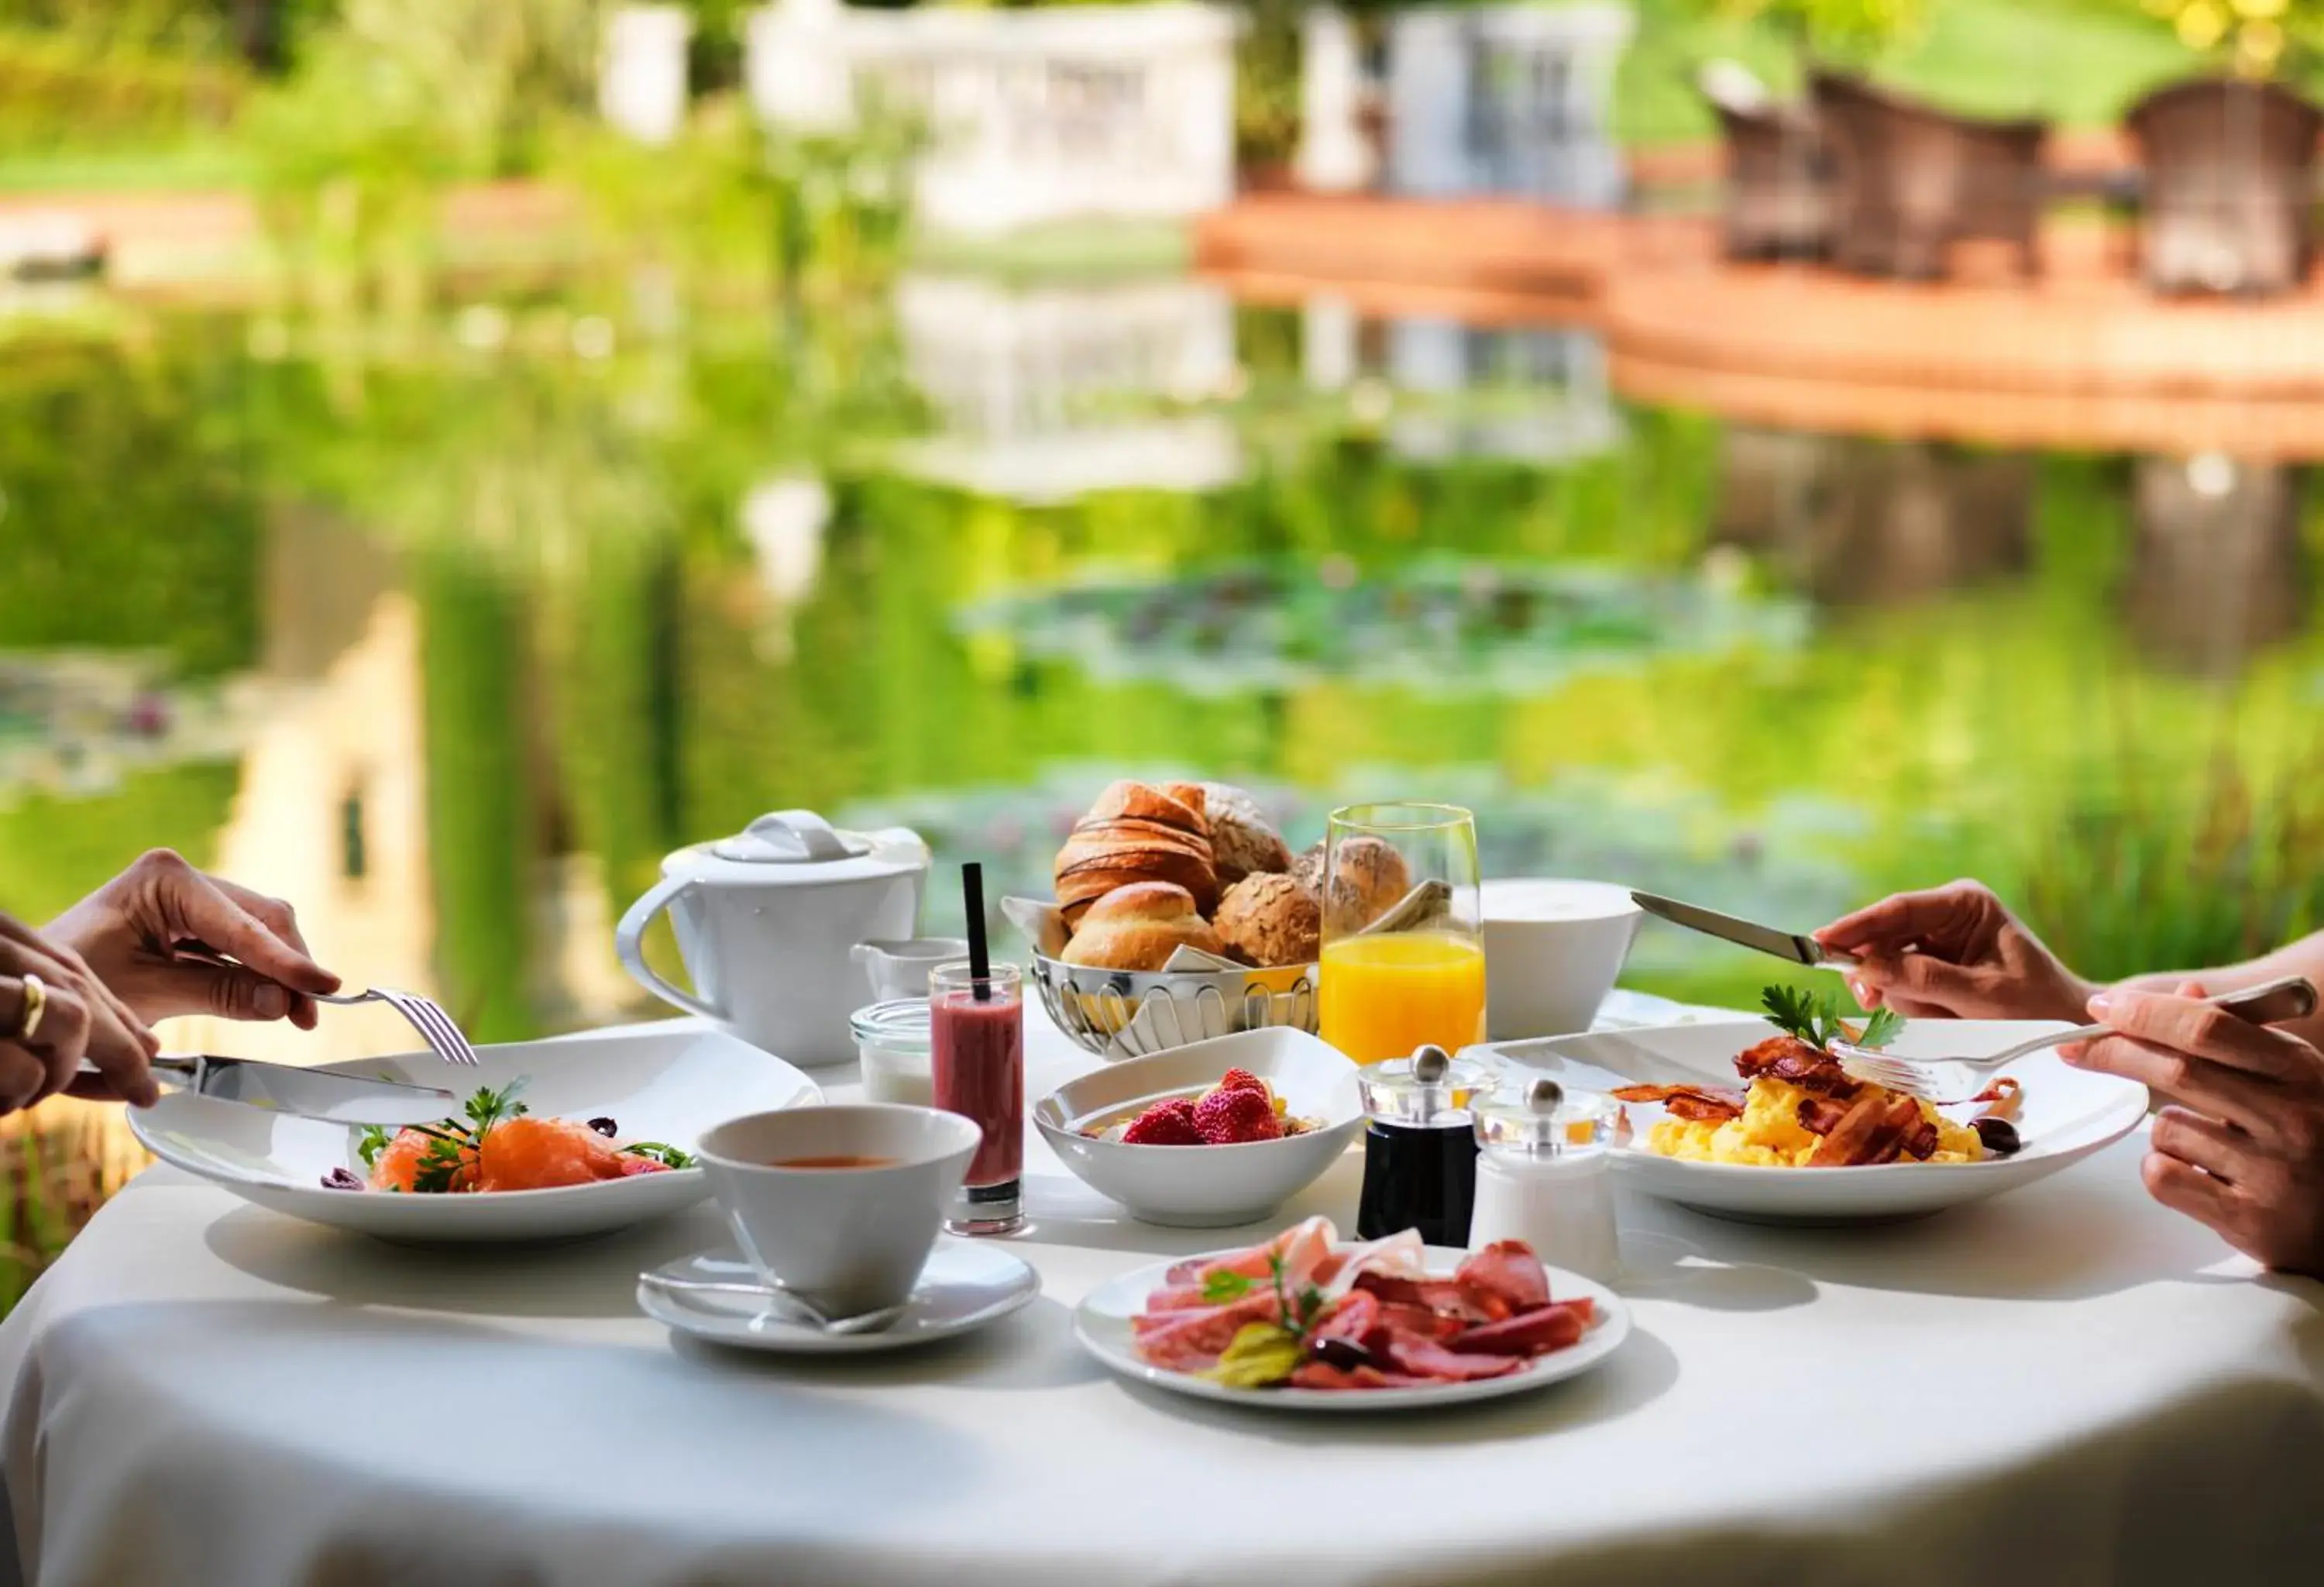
1469 1076 1621 1281
1355 1044 1483 1246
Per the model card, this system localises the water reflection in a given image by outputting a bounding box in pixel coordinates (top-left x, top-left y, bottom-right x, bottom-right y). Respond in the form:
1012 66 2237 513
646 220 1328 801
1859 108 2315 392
1 290 2319 1056
1714 428 2033 605
2128 455 2310 678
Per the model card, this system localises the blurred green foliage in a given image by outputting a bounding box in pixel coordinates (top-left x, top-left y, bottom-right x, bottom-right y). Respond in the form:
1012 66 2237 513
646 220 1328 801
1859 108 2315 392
0 329 260 673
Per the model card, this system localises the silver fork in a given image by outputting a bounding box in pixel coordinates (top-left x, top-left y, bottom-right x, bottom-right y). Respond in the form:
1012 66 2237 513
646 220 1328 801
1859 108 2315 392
171 942 480 1067
1834 975 2316 1100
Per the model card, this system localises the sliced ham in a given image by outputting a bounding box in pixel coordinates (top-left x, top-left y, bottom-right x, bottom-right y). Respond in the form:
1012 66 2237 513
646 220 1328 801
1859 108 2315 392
1446 1299 1593 1356
1156 1215 1339 1297
1381 1335 1524 1382
1365 1300 1463 1344
1456 1241 1551 1318
1132 1290 1282 1367
1289 1362 1432 1391
1353 1272 1478 1319
1310 1288 1379 1345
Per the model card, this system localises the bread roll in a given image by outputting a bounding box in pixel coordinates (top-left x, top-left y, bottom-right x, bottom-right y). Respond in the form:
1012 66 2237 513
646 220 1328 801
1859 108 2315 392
1060 883 1225 972
1199 783 1292 885
1215 873 1321 968
1291 836 1411 935
1054 780 1218 921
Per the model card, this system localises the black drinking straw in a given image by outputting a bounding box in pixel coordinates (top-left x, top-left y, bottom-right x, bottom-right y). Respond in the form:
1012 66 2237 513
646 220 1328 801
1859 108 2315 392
962 862 992 1002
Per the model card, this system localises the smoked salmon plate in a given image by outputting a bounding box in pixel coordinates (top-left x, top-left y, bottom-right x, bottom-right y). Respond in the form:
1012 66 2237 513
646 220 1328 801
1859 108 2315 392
325 1081 696 1193
1072 1217 1631 1412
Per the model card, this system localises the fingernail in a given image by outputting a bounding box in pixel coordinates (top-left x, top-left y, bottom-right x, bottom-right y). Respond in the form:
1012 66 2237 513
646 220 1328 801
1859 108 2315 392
254 985 288 1020
2087 995 2113 1020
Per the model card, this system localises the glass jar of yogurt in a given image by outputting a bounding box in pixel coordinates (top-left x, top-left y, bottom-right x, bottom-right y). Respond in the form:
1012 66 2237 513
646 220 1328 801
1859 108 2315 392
851 998 933 1107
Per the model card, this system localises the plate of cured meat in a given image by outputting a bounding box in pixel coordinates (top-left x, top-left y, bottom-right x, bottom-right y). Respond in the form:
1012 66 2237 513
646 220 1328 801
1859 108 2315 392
1477 1003 2147 1224
1074 1217 1629 1411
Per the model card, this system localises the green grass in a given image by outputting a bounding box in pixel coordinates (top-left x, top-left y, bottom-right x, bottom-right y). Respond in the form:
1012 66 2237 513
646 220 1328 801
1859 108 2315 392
0 136 254 194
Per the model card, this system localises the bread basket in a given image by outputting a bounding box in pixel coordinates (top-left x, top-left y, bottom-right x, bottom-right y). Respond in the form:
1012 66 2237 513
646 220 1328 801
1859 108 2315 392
1030 956 1321 1059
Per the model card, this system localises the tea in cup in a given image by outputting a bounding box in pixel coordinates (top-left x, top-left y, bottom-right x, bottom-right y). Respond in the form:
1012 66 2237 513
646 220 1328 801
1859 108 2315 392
696 1105 980 1317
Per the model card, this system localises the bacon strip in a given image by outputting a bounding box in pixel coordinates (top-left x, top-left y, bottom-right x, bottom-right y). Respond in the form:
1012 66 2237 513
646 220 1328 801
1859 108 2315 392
1734 1034 1864 1098
1809 1092 1930 1166
1611 1083 1746 1123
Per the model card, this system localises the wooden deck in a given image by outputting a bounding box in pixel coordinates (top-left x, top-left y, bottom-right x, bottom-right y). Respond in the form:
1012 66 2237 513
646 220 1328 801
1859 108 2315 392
1194 192 2324 458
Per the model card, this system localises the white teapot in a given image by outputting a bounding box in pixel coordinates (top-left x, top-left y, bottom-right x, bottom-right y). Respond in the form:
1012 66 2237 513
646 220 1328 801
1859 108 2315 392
615 811 930 1067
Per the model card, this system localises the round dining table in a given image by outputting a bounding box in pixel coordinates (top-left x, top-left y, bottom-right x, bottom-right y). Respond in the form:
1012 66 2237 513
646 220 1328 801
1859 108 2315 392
2 997 2320 1587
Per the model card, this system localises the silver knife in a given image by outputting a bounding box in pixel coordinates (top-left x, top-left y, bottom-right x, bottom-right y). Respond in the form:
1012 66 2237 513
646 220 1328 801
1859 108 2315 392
82 1055 459 1126
1628 892 1859 970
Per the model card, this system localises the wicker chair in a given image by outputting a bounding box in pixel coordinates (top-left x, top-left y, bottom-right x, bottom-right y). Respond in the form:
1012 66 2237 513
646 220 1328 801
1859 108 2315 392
1699 60 1831 260
2126 77 2324 297
1811 72 2047 280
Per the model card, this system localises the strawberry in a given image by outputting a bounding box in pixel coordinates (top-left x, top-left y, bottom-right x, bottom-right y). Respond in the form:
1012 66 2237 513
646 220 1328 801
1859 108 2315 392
1216 1068 1270 1098
1193 1086 1283 1145
1122 1098 1203 1146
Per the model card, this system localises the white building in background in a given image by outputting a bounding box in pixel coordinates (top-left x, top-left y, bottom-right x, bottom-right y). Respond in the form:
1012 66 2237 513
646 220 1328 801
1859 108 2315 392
892 273 1241 501
1383 3 1633 205
1301 297 1619 464
744 0 1238 237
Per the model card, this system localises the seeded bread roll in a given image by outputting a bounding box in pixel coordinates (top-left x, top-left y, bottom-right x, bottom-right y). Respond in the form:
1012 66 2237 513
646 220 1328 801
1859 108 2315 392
1199 782 1294 886
1215 873 1321 968
1291 835 1412 935
1059 882 1226 972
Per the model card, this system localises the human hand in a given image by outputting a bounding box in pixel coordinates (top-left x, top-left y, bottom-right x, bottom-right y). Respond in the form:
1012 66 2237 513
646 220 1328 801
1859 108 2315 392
46 850 340 1033
0 914 162 1111
1813 880 2092 1022
2071 983 2324 1278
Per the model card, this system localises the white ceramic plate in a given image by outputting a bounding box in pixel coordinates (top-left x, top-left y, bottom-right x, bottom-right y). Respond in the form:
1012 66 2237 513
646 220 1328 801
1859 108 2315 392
637 1241 1040 1355
131 1026 822 1243
1033 1028 1363 1228
1075 1244 1630 1412
1477 1017 2149 1223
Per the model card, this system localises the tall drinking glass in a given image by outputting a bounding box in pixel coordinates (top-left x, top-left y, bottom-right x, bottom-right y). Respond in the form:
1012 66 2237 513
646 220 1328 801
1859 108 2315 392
1316 803 1486 1063
930 962 1024 1235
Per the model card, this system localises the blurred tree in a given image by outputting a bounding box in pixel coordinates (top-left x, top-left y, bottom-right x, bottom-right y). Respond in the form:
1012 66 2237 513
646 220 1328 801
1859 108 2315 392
2142 0 2324 78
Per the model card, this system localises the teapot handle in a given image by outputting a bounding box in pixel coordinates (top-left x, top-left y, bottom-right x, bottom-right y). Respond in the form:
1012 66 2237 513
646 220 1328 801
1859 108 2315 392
615 875 724 1022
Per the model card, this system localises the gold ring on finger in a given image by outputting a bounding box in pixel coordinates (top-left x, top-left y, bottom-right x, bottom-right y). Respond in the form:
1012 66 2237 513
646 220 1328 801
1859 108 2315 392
17 973 46 1042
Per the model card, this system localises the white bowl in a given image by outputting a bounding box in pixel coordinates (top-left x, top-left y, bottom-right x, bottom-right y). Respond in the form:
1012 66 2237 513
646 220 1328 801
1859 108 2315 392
1033 1028 1363 1227
1477 1017 2148 1224
1480 878 1641 1041
131 1026 823 1244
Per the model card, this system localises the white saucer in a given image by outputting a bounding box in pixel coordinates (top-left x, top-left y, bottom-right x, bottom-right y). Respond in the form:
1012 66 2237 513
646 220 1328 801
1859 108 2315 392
637 1241 1041 1355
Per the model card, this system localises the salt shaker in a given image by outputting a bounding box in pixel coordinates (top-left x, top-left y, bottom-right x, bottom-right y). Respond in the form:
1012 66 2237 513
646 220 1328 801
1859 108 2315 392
1470 1077 1621 1282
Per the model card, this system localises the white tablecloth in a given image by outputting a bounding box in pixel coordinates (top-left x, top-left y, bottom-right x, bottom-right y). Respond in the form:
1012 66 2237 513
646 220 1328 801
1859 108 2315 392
4 1005 2322 1587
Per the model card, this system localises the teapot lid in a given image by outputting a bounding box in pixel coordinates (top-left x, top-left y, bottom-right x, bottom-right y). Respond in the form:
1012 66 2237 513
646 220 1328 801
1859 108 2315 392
664 811 927 886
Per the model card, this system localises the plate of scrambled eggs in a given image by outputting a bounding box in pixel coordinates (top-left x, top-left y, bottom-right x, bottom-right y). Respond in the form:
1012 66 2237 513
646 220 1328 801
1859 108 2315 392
1475 1017 2148 1223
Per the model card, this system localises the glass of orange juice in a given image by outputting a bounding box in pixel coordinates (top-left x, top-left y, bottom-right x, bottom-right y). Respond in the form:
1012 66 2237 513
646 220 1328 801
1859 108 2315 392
1316 803 1486 1063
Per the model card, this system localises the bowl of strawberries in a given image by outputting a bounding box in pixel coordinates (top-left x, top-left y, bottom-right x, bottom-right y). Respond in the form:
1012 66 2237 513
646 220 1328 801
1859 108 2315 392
1033 1028 1364 1227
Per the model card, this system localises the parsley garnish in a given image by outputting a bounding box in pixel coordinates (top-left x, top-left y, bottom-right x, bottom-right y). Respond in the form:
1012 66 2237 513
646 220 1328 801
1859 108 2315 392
356 1125 394 1168
1762 985 1905 1052
621 1141 696 1169
1202 1269 1254 1303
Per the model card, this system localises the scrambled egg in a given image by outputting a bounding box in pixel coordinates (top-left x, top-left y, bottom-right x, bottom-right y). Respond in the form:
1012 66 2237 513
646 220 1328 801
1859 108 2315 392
1645 1077 1982 1166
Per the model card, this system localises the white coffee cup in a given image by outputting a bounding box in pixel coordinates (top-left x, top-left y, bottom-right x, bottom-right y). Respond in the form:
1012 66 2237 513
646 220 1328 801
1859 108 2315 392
1480 880 1642 1041
696 1105 981 1317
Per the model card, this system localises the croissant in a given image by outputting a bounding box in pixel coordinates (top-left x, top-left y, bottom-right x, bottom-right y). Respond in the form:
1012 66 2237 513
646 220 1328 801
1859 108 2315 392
1055 780 1219 922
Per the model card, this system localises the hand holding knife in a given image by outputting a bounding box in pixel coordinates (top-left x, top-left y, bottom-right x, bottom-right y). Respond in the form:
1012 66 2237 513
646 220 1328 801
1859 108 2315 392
1628 892 1862 970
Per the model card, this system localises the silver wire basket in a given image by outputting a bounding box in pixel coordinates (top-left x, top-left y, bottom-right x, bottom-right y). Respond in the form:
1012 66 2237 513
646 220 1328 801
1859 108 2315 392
1029 955 1322 1059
